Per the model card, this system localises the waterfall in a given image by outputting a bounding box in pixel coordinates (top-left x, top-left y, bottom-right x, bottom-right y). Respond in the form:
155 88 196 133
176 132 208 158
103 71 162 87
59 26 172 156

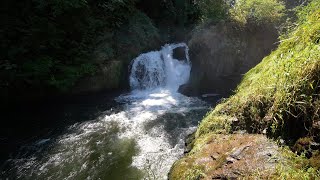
129 43 190 91
2 43 209 180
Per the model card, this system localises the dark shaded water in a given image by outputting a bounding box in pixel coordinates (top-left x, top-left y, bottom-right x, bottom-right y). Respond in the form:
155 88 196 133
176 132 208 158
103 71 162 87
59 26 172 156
1 90 210 180
1 91 123 164
0 43 217 179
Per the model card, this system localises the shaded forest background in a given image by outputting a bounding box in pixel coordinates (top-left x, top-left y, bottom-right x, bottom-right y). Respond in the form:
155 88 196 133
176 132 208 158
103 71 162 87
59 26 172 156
0 0 229 103
1 0 297 105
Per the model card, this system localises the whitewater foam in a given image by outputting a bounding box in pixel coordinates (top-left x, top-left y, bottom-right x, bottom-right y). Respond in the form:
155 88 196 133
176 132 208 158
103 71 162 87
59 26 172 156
2 43 209 180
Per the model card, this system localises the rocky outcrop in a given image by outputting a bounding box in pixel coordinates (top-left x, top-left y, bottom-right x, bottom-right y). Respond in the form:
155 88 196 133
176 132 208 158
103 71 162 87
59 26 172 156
180 21 279 96
170 134 282 179
172 46 187 61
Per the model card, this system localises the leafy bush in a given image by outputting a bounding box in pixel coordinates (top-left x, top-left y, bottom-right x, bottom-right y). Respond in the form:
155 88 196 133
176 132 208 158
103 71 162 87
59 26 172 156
0 0 159 94
229 0 285 25
192 0 228 22
48 63 96 91
115 11 159 59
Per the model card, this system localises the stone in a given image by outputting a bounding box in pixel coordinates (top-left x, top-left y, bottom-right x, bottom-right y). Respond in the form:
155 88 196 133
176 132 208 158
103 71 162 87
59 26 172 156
226 157 236 164
185 21 278 97
178 83 199 97
172 46 187 61
229 144 251 160
262 129 267 134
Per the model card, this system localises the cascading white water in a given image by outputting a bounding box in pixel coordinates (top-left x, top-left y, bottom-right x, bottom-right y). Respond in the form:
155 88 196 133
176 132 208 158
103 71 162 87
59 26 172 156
130 43 191 91
113 43 203 179
2 43 209 180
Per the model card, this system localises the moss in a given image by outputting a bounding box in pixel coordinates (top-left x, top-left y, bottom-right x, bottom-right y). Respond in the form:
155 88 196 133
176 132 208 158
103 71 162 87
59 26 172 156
196 114 232 137
229 0 285 26
292 137 313 155
310 152 320 170
271 147 320 179
191 133 218 154
172 0 320 178
169 158 206 180
196 0 320 142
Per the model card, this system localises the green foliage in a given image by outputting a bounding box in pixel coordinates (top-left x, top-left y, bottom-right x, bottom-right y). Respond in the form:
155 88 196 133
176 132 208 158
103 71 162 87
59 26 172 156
273 148 320 179
170 158 206 180
115 10 159 59
196 114 232 136
22 57 54 78
171 2 320 178
34 0 88 16
193 0 228 22
230 0 285 25
46 63 96 91
194 0 320 162
0 0 159 94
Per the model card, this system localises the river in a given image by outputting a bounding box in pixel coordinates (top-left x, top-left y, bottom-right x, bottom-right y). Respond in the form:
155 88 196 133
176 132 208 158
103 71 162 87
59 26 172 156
1 43 210 179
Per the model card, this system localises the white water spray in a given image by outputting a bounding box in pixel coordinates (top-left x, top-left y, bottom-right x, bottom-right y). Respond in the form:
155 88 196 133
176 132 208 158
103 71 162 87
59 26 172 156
3 43 208 180
130 43 190 91
114 43 204 179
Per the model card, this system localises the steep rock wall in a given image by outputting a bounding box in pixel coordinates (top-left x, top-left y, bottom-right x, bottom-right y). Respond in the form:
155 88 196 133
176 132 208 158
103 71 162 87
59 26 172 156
180 21 279 97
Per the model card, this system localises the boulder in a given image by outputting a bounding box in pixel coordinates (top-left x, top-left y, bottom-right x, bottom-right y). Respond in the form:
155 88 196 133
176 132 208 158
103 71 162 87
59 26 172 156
185 21 279 97
172 46 187 61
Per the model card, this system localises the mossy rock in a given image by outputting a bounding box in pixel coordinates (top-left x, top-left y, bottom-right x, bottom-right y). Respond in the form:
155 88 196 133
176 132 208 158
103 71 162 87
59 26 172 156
172 0 320 179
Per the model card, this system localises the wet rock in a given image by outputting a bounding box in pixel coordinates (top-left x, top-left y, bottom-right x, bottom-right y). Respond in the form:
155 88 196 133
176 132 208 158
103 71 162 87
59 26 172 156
178 83 199 97
185 21 278 96
172 46 187 61
229 144 251 160
184 132 196 153
184 147 192 154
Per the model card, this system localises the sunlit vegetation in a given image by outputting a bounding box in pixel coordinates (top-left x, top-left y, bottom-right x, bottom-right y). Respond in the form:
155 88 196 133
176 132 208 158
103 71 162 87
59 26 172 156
171 0 320 179
0 0 159 93
0 0 286 98
229 0 285 25
197 0 320 141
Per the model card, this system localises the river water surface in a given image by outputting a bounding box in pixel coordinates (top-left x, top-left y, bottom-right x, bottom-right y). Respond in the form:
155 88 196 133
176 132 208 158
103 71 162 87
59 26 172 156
1 43 210 179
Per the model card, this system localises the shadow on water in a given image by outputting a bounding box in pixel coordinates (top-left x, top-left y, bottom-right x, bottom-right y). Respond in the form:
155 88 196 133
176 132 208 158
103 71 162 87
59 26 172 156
0 89 218 179
2 121 144 179
0 91 145 179
143 108 209 147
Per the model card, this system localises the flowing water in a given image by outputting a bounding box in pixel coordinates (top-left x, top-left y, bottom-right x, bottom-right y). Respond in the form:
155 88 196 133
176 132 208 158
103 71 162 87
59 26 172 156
1 43 210 179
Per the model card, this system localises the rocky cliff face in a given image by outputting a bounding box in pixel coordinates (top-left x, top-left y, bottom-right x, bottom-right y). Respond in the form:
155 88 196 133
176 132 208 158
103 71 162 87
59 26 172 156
179 21 279 97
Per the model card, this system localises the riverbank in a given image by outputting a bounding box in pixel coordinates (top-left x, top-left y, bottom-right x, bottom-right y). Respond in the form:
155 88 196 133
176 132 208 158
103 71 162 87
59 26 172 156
170 1 320 179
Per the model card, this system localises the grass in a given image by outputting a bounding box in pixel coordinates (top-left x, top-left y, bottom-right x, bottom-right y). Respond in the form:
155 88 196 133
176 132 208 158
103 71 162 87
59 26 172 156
196 0 320 142
170 0 320 179
244 147 320 179
272 147 320 179
229 0 285 26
